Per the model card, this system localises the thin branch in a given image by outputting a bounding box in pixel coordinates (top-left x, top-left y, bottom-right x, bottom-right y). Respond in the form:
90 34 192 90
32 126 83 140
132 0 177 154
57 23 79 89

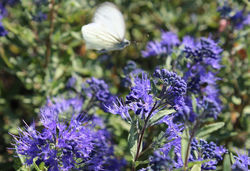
44 0 55 68
134 102 157 161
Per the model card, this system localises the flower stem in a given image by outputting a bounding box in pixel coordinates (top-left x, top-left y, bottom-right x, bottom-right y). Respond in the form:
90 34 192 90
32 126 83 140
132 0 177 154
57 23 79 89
132 102 157 170
183 122 199 171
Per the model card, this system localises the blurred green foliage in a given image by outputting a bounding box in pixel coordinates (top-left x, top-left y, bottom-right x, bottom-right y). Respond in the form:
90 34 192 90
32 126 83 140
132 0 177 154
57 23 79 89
0 0 249 170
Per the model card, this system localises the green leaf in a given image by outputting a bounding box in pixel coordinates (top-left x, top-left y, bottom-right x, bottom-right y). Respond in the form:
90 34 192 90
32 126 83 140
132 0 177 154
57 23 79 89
191 94 197 113
148 109 175 126
54 65 65 80
0 47 14 69
187 159 210 168
181 128 190 164
33 158 41 171
230 152 235 164
196 122 225 138
128 119 138 161
191 164 201 171
223 154 231 171
152 131 166 149
165 56 172 70
135 160 149 167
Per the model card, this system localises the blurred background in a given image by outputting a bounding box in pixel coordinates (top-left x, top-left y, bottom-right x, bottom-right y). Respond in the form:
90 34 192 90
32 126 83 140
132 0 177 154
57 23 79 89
0 0 249 170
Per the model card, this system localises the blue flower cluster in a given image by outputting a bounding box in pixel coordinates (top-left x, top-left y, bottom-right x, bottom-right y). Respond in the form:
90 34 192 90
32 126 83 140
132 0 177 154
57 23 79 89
0 0 19 36
83 77 115 112
218 4 250 29
232 151 250 171
190 139 226 170
66 77 77 89
181 37 222 120
142 31 180 58
107 69 186 122
154 68 187 109
145 117 226 170
12 95 125 171
142 31 223 121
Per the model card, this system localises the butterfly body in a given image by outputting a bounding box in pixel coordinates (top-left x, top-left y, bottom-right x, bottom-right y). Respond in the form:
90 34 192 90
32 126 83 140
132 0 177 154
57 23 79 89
81 2 130 52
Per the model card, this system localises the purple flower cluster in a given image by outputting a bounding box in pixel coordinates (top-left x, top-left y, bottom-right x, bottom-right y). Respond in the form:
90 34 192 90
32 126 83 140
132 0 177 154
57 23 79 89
190 139 226 170
183 37 223 65
141 33 223 121
66 77 77 89
218 4 250 29
83 77 115 111
142 31 180 58
154 68 187 109
107 69 186 121
146 117 226 170
232 151 250 171
12 96 125 171
40 96 83 122
181 37 223 120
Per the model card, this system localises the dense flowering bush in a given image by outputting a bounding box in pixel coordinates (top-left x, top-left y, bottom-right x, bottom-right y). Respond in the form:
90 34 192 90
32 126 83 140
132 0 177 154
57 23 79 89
0 0 249 171
12 93 125 170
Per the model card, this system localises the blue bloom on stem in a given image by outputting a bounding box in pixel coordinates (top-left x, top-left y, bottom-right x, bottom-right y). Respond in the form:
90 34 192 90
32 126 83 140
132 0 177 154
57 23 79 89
190 139 226 170
154 68 187 109
108 69 186 122
184 37 223 63
161 31 180 53
181 35 196 48
125 72 154 119
153 122 226 170
232 150 250 171
66 77 76 89
141 31 180 58
231 10 248 29
83 77 115 111
142 41 167 58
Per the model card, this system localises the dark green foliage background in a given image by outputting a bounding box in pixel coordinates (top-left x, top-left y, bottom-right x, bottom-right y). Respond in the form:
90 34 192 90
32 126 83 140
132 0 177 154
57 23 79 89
0 0 249 170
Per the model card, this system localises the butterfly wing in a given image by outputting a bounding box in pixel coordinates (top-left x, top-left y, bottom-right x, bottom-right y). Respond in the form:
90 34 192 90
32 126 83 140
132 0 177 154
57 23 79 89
81 23 121 50
93 2 126 41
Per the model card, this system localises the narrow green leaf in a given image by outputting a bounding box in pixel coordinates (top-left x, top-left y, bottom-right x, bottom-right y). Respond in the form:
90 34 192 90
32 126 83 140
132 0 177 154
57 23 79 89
191 94 197 113
148 109 175 126
54 65 65 80
0 47 14 69
135 160 149 167
128 119 138 161
191 164 201 171
196 122 225 138
33 158 41 171
181 128 190 164
223 154 231 171
230 152 236 164
187 159 210 168
165 56 172 70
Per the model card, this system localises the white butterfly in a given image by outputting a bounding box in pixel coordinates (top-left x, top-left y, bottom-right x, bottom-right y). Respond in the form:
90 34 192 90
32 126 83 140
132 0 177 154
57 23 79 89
81 2 130 52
